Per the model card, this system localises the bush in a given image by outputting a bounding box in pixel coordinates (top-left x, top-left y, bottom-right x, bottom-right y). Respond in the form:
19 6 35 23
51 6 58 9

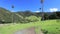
25 16 39 22
41 29 48 34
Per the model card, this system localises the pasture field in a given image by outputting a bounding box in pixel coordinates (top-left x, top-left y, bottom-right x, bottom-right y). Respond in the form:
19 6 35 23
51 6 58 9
0 19 60 34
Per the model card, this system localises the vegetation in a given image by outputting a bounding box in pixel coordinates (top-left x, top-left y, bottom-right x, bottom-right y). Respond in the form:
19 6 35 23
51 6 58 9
0 7 26 23
42 12 60 20
0 7 60 34
0 7 60 23
25 16 39 22
0 19 60 34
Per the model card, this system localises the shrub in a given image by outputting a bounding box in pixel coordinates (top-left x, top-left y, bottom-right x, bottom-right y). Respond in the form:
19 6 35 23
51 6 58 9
25 16 39 22
41 29 48 34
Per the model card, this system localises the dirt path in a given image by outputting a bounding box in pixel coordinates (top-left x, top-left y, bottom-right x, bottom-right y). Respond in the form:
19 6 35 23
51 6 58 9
14 27 43 34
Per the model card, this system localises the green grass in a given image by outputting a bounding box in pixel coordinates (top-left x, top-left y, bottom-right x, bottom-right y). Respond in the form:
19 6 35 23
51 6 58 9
40 20 60 34
0 19 60 34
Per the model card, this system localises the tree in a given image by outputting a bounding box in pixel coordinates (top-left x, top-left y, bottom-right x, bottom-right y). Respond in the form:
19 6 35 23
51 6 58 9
44 13 49 20
56 12 60 19
48 13 57 19
25 16 39 22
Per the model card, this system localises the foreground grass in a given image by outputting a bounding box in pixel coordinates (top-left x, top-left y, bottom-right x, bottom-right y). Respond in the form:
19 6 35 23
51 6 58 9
0 19 60 34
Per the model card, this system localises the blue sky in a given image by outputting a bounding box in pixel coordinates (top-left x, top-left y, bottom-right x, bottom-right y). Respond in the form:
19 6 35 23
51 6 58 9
0 0 60 12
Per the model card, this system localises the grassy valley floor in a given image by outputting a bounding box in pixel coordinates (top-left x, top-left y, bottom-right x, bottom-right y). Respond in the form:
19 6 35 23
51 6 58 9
0 19 60 34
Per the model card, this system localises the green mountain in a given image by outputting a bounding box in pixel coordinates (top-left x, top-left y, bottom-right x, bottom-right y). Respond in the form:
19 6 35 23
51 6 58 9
0 7 12 22
0 7 24 23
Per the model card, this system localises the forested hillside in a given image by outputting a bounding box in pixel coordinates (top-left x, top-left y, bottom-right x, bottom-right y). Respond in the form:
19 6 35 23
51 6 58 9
0 7 60 23
0 7 24 23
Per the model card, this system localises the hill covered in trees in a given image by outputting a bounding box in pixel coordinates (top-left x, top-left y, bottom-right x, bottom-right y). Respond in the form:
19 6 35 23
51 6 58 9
0 7 40 23
0 7 25 23
0 7 60 23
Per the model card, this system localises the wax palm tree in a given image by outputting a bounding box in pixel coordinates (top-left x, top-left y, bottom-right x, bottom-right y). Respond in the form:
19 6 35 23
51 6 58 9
40 0 45 21
11 5 14 23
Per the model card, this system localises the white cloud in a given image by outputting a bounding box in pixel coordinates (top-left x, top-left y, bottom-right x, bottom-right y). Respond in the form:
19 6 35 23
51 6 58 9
49 8 58 12
35 11 40 13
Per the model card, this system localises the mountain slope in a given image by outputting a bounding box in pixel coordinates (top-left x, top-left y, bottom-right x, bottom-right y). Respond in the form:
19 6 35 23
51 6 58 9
0 7 24 23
